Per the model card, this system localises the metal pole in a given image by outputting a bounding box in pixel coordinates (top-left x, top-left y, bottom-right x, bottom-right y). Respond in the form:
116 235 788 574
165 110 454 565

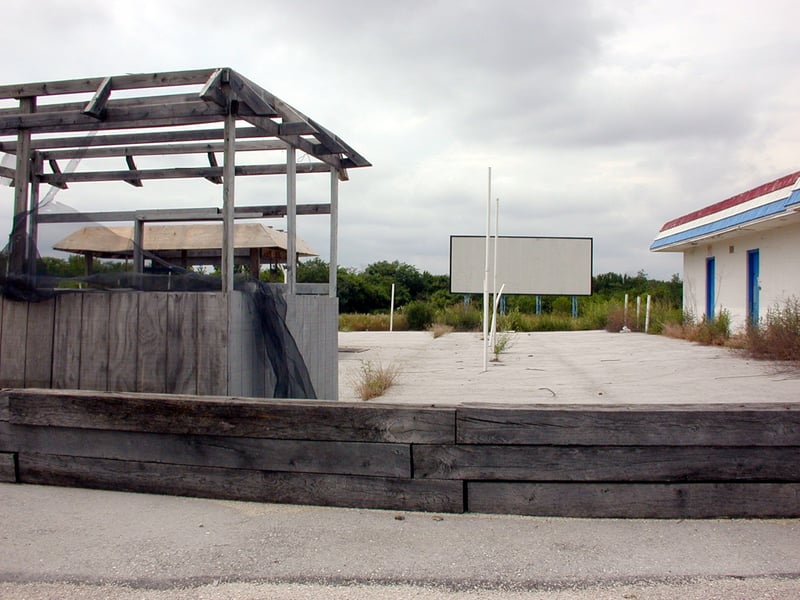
482 167 491 372
389 283 395 332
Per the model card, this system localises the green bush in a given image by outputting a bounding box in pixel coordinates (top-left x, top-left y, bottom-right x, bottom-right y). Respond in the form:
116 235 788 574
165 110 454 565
437 303 482 331
404 300 435 330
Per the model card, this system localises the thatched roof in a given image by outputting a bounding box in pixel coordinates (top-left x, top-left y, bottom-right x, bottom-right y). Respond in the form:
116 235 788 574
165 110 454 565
53 223 317 263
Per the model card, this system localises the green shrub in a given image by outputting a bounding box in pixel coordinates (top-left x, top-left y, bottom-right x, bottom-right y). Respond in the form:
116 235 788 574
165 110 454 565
404 300 435 330
437 303 482 331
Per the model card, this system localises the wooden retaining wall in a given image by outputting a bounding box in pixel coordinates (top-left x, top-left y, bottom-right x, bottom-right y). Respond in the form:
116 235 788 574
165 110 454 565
0 290 338 401
2 389 799 517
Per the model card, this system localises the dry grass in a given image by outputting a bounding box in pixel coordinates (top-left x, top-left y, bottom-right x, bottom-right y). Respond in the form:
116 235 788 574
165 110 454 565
430 323 454 339
351 360 401 401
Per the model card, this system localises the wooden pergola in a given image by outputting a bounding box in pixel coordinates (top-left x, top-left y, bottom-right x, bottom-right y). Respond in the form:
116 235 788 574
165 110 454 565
0 68 370 294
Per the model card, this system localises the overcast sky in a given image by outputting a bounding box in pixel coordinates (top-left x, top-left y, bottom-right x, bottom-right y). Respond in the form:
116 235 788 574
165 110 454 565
3 0 800 280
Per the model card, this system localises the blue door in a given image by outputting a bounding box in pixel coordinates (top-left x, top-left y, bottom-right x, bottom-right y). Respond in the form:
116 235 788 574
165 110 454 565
705 257 715 319
747 249 760 325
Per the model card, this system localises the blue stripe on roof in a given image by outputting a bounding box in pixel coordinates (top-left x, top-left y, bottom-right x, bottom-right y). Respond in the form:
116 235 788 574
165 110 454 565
650 194 793 250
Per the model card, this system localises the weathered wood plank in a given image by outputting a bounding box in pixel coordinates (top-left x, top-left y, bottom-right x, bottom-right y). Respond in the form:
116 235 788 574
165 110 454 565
457 405 800 446
196 293 227 396
79 293 110 391
40 162 330 185
18 454 463 513
12 425 410 478
24 299 55 388
413 444 800 481
467 481 800 518
136 293 167 393
0 299 28 387
166 293 198 395
52 293 83 389
0 422 12 451
0 452 15 482
0 391 8 421
107 293 138 392
0 69 216 99
7 389 456 443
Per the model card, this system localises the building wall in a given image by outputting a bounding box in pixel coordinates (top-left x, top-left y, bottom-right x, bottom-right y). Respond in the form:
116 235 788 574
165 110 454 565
682 221 800 331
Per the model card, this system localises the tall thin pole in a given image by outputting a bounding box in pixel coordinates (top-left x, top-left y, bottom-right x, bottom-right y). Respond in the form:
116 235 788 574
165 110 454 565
483 167 491 372
286 144 297 295
221 103 236 293
490 197 500 350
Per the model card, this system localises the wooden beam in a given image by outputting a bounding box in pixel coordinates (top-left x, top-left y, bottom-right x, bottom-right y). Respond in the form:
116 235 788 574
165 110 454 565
0 100 226 132
286 145 296 295
205 152 223 184
329 167 338 298
222 97 236 293
82 77 112 119
0 165 14 183
35 203 331 224
40 139 285 161
27 126 266 152
9 96 34 275
0 68 217 100
124 155 143 187
39 161 331 185
46 159 68 190
198 68 228 110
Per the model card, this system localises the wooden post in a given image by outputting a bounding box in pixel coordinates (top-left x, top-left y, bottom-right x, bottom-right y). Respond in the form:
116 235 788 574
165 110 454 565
9 97 35 275
329 167 338 298
133 218 144 274
27 153 42 276
221 99 236 294
286 144 296 296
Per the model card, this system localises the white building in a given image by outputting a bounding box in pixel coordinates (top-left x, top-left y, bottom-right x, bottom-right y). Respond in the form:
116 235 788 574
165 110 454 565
651 171 800 331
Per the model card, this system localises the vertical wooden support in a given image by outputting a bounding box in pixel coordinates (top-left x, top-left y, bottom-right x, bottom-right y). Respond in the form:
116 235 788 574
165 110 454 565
79 293 110 391
25 298 55 388
133 218 144 274
286 144 297 296
10 97 35 275
329 167 339 298
27 154 42 276
222 108 236 294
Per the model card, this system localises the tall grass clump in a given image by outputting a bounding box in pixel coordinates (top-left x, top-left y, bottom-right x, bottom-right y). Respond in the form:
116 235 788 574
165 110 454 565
437 303 482 331
662 310 730 345
339 312 408 331
746 298 800 363
352 360 400 401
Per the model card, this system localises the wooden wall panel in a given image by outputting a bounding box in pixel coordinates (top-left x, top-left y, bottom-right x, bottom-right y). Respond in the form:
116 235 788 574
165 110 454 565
18 454 464 513
284 295 338 400
79 293 110 391
136 293 167 393
51 293 83 389
0 452 15 482
107 293 138 392
467 481 800 518
24 299 55 388
12 425 411 478
196 293 228 396
0 299 29 387
457 405 800 446
7 389 456 444
414 444 800 481
166 293 197 395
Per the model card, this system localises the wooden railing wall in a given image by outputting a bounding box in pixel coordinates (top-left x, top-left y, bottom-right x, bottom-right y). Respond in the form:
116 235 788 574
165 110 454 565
2 390 799 517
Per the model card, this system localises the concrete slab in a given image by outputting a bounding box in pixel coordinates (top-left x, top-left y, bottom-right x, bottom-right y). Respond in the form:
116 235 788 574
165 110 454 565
338 330 800 404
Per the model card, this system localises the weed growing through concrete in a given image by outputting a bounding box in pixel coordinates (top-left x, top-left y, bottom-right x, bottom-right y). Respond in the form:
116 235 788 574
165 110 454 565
491 331 515 362
352 360 400 401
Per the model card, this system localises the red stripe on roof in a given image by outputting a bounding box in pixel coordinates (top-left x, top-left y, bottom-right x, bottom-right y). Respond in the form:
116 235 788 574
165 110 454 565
660 170 800 232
